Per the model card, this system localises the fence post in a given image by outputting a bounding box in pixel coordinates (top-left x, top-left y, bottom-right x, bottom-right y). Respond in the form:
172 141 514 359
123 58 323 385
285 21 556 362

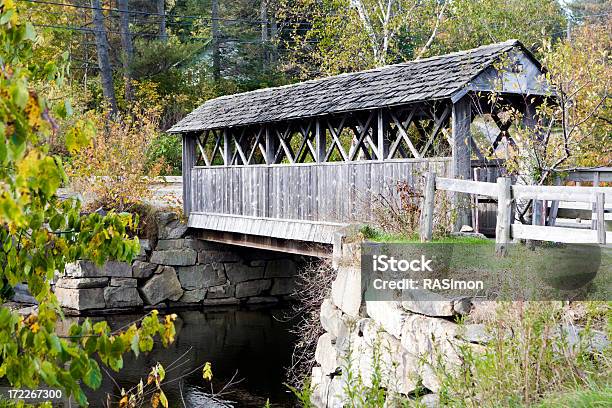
596 192 606 245
495 177 512 256
420 171 436 242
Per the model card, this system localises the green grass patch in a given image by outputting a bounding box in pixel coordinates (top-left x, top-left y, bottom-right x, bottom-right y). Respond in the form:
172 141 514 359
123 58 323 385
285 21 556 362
359 225 490 244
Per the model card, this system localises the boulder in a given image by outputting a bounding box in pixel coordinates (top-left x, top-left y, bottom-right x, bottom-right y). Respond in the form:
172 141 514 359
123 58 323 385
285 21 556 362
179 289 207 303
320 298 345 339
235 279 271 298
104 286 143 308
202 298 240 306
132 261 157 279
198 250 241 263
225 262 264 283
156 211 188 239
401 290 455 317
269 277 295 295
156 239 185 250
101 261 133 277
110 278 137 288
365 300 407 339
331 266 362 317
246 296 279 304
264 259 297 278
460 323 491 344
177 263 226 290
314 332 339 375
139 266 184 305
177 265 206 290
55 277 108 289
150 249 197 266
206 282 235 299
64 260 100 278
55 287 105 310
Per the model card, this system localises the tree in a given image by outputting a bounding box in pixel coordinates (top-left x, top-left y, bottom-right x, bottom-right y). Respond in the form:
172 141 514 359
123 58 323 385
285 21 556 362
91 0 118 113
157 0 168 42
211 0 221 80
0 3 175 405
118 0 134 101
277 0 451 76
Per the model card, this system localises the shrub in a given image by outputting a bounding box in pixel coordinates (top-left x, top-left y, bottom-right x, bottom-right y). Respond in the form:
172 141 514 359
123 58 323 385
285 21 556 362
435 301 611 407
67 104 168 212
147 133 182 176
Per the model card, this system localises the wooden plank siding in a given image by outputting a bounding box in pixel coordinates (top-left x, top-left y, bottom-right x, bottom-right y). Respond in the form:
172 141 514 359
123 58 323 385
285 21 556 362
188 158 452 242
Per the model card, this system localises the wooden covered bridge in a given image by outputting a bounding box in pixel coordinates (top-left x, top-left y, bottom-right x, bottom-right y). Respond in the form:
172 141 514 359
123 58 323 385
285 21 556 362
169 40 551 255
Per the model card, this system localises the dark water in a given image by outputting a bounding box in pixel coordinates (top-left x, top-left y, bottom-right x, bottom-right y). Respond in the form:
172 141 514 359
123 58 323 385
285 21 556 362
81 305 298 408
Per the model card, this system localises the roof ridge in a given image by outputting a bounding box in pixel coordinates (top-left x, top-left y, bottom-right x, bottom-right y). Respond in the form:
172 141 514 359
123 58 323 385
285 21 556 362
204 40 521 105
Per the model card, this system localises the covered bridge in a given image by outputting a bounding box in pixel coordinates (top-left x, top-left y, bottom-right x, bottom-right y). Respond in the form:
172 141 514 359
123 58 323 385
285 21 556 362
169 39 551 255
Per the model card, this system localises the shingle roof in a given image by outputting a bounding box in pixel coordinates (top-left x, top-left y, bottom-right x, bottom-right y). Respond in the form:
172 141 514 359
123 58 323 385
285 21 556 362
169 40 533 133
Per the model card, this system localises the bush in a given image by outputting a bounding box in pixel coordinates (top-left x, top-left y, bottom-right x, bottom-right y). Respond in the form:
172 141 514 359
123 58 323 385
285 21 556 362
67 104 168 212
435 301 611 407
147 133 182 176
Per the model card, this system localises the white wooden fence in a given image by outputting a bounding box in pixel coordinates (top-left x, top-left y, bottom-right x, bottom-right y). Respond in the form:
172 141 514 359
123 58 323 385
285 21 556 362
419 172 611 253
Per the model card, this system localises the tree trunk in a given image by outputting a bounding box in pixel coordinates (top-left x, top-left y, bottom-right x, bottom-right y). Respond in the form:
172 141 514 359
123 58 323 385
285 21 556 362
157 0 167 42
260 0 268 66
91 0 117 114
212 0 220 80
269 3 278 64
118 0 134 101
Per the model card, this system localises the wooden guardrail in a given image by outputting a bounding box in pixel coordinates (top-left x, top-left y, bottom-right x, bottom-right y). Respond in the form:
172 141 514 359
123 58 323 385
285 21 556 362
419 172 610 254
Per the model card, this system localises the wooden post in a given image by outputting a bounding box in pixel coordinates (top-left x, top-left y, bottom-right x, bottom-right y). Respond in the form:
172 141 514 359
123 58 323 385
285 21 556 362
420 171 436 242
377 109 389 160
495 177 512 256
264 125 276 164
451 96 472 230
223 129 230 166
591 172 600 229
315 119 326 162
596 192 606 245
182 133 197 217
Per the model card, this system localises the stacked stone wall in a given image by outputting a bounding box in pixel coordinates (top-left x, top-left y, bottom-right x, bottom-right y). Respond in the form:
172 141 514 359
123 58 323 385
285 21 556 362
55 212 299 313
310 236 488 407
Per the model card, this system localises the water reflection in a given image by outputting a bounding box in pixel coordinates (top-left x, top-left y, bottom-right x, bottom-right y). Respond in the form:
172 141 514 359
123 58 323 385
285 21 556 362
75 306 297 407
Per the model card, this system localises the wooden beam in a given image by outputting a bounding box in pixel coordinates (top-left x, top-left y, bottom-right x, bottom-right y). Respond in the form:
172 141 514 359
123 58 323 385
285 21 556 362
315 119 326 162
222 129 230 165
419 171 435 241
495 177 512 256
377 109 388 161
451 95 473 229
264 125 276 164
389 108 420 159
182 133 197 216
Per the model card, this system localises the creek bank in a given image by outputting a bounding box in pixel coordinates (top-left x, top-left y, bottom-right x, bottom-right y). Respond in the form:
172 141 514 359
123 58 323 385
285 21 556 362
309 233 609 407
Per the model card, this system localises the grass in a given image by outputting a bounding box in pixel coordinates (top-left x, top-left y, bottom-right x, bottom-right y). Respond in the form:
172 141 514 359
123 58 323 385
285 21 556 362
359 224 490 244
534 384 612 407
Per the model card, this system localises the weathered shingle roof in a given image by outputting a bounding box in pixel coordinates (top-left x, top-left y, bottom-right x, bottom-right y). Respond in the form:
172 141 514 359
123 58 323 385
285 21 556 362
170 40 533 133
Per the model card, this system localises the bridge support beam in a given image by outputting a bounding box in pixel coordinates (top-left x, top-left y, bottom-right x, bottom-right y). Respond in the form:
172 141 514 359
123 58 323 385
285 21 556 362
451 95 473 230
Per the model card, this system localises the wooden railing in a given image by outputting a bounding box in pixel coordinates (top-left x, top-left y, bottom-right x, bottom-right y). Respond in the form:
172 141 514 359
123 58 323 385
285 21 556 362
419 172 611 253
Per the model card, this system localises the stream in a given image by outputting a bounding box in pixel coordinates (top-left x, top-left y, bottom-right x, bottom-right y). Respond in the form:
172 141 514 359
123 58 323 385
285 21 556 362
81 305 298 407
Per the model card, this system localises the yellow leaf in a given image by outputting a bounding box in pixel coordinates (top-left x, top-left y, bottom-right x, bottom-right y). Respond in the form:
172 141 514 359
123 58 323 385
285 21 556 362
151 392 160 408
118 395 128 408
202 362 212 382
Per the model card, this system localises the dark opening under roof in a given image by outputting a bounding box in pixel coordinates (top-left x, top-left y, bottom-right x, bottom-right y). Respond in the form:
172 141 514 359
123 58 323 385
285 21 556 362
169 40 542 133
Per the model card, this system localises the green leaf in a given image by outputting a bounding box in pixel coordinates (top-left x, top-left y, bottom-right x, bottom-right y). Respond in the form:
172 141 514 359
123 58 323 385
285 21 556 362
40 361 58 386
130 333 140 357
24 22 36 41
83 359 102 389
159 390 168 408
